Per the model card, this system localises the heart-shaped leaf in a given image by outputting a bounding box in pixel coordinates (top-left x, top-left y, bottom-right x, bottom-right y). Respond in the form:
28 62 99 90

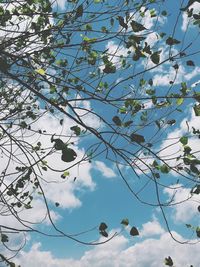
130 226 139 236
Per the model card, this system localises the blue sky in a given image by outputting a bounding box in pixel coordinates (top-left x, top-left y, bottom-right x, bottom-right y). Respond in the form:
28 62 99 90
1 0 200 266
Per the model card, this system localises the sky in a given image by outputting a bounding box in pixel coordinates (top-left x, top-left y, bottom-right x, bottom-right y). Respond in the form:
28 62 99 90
1 0 200 266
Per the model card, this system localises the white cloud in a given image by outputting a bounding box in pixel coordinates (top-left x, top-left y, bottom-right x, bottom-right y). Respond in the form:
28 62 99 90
181 2 200 31
94 161 116 178
15 230 200 267
164 185 200 224
140 219 165 238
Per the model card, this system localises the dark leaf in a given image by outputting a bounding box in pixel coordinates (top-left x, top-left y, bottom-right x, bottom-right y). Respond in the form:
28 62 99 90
112 116 122 126
61 147 77 162
55 202 60 207
193 14 200 19
1 234 9 243
100 230 108 237
70 125 81 136
166 37 180 46
130 133 145 143
130 20 146 32
130 226 139 236
99 222 108 231
150 51 161 64
167 119 176 125
103 64 116 74
164 256 173 266
196 227 200 238
187 60 195 66
118 16 128 29
75 4 83 19
124 120 133 127
53 139 65 150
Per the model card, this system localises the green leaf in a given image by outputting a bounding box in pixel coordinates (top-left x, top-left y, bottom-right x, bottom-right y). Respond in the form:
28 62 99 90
53 139 65 150
193 104 200 116
112 116 122 126
75 4 83 19
164 256 173 266
176 98 184 105
70 125 81 136
130 133 145 143
166 37 180 46
61 147 77 162
121 218 129 226
150 51 161 64
160 164 170 173
130 226 139 236
130 20 146 32
180 136 188 146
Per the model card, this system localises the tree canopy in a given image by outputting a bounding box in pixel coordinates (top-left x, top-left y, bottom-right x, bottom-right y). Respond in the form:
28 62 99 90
0 0 200 266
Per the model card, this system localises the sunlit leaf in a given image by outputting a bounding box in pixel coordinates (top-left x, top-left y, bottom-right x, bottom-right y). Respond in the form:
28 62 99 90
121 218 129 226
36 68 45 75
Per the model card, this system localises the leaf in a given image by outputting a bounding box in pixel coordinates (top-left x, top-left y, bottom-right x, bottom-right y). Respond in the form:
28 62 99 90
55 202 60 207
112 116 122 126
196 227 200 238
130 133 145 143
100 230 108 237
36 68 45 75
61 147 77 162
130 20 146 32
1 234 9 243
180 136 188 145
176 98 184 105
53 139 65 150
160 164 170 173
187 60 195 67
70 125 81 136
150 51 161 64
164 256 173 266
167 119 176 125
103 64 116 74
118 16 128 29
121 218 129 226
75 4 83 19
99 222 108 231
193 104 200 116
124 120 133 127
166 37 180 46
130 226 139 236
